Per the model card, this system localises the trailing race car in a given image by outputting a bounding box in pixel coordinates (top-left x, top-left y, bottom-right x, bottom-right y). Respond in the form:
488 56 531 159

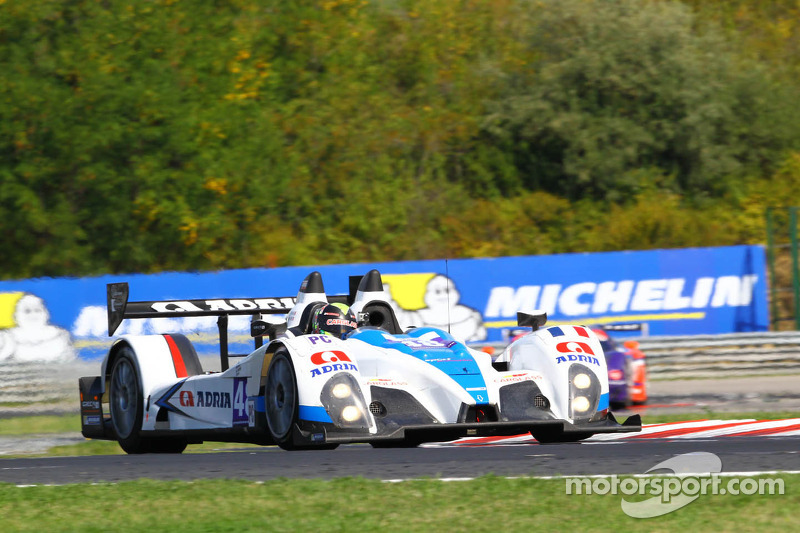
592 325 648 408
79 270 641 453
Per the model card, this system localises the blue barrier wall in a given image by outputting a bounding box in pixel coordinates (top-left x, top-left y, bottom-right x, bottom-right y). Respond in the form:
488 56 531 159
0 245 768 361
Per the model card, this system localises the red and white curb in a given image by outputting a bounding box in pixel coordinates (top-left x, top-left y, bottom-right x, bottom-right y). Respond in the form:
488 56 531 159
422 418 800 447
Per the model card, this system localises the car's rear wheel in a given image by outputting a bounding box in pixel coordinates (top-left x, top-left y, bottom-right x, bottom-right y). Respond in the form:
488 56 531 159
109 349 150 454
265 349 300 450
109 347 186 454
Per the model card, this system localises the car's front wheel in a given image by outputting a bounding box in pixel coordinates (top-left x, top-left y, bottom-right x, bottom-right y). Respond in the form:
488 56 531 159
265 349 300 450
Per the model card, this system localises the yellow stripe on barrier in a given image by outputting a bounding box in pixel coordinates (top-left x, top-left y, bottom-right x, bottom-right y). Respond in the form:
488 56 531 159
484 312 707 329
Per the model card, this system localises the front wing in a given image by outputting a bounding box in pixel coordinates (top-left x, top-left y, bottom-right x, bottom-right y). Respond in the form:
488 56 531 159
287 412 642 447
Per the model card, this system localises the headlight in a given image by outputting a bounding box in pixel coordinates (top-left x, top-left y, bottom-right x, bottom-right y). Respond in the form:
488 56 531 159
341 405 361 422
571 396 591 413
568 364 601 423
573 373 591 389
331 383 352 399
320 373 372 429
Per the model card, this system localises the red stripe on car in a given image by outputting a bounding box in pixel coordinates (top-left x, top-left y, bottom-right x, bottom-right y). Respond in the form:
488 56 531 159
164 334 188 378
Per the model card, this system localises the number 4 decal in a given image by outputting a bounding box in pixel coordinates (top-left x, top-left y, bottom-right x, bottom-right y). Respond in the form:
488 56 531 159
233 378 248 426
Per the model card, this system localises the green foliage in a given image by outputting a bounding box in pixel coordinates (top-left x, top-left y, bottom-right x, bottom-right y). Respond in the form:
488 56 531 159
478 0 800 202
0 0 799 279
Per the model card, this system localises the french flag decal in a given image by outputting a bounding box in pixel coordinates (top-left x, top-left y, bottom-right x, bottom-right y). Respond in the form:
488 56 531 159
573 326 589 338
548 326 565 337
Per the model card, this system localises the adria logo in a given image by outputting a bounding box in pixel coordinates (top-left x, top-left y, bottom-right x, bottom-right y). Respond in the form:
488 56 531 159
556 341 595 355
310 350 352 366
179 391 194 407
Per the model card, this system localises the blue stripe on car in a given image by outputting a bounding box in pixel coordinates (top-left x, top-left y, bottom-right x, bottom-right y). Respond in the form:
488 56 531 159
299 405 333 423
404 328 489 404
250 396 265 413
549 326 564 337
597 392 609 411
351 327 489 404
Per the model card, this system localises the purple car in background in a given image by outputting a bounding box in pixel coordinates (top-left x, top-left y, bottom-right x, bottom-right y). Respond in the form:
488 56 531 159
592 327 648 408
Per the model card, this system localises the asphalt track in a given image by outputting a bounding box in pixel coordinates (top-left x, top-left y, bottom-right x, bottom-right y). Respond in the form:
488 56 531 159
1 375 799 485
1 433 799 485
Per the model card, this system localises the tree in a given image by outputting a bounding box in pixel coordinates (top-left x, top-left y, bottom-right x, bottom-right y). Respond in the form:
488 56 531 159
478 0 800 202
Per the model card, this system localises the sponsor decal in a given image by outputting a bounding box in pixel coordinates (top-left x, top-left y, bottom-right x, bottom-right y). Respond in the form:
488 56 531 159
307 335 333 345
556 353 601 365
197 391 231 408
310 350 358 376
608 369 624 381
494 372 544 384
310 362 358 378
83 415 101 425
233 378 248 425
555 340 600 364
556 341 595 355
484 276 759 318
179 391 194 407
367 378 409 387
81 400 100 410
150 297 295 314
310 350 351 365
168 387 231 409
325 318 357 328
380 334 453 350
247 398 256 427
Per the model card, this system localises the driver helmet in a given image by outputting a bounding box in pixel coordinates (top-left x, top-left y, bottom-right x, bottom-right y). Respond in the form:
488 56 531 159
311 302 358 339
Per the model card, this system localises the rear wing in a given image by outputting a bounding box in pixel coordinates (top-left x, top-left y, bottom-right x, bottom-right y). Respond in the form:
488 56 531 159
106 282 300 336
107 281 350 371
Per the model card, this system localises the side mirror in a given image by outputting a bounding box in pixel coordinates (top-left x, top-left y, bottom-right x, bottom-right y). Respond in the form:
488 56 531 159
252 319 286 340
517 311 547 331
251 320 269 338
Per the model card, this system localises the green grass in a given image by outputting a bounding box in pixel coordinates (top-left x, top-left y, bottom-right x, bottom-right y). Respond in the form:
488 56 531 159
39 439 263 457
0 415 80 435
0 475 797 532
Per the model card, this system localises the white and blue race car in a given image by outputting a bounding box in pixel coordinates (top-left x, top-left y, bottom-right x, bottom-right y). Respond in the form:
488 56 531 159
79 270 641 453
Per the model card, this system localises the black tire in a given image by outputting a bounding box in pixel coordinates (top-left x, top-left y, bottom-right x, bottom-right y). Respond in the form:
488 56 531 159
109 347 187 454
265 349 300 450
109 348 149 454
